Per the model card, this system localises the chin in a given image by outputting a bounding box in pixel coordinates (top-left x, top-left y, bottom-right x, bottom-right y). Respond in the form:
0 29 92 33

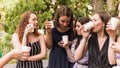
77 33 81 35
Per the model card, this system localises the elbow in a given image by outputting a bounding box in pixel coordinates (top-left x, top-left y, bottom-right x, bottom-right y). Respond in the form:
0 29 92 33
74 55 83 61
109 60 117 65
74 57 79 61
43 53 47 59
46 44 52 49
41 52 47 59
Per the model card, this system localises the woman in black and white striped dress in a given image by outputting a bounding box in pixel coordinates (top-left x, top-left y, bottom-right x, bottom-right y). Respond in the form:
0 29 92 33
12 11 47 68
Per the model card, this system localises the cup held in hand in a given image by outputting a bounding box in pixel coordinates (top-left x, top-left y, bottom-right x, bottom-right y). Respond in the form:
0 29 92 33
62 35 68 44
110 17 119 30
22 45 31 52
49 21 54 28
83 21 94 31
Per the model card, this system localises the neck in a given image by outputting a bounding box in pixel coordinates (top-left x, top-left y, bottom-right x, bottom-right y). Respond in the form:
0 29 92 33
97 30 106 38
57 26 69 32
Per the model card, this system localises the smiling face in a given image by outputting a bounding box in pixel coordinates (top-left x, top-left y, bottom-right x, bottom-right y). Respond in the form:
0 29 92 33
58 16 71 29
28 13 38 29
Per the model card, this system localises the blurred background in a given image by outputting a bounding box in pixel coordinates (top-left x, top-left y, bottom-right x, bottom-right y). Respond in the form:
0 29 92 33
0 0 119 65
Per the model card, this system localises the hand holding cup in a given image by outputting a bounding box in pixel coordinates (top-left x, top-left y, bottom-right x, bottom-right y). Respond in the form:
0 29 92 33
62 35 68 45
25 24 34 34
20 45 31 61
83 21 94 31
110 17 119 30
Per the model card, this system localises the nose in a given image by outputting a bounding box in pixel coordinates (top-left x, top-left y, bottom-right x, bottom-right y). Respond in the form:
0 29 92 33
63 22 68 27
35 20 38 24
75 27 78 30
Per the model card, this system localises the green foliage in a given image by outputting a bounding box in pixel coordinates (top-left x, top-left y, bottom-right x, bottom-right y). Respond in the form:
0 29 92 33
69 0 90 19
0 0 53 54
3 0 53 34
1 0 119 59
0 0 92 55
0 33 12 54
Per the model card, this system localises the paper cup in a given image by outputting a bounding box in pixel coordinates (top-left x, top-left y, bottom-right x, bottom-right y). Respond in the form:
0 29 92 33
49 21 54 28
110 17 119 30
112 66 120 68
22 45 31 52
28 24 34 32
83 21 94 31
62 35 68 44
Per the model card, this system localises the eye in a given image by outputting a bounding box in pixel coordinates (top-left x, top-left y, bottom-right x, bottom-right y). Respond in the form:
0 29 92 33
76 25 80 28
61 20 65 22
33 18 37 21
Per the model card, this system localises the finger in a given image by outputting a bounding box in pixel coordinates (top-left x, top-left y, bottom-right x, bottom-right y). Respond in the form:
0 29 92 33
22 52 30 56
110 45 116 49
20 58 26 61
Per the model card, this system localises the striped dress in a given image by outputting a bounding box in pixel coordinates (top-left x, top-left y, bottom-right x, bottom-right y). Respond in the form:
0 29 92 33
16 41 43 68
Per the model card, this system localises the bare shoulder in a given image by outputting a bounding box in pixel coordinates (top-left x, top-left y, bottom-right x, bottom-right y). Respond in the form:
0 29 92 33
38 33 45 40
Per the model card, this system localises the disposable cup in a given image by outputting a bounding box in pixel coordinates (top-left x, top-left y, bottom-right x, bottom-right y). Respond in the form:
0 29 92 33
62 35 68 44
83 21 94 31
22 45 31 52
28 24 34 32
49 21 54 28
112 66 120 68
110 17 119 30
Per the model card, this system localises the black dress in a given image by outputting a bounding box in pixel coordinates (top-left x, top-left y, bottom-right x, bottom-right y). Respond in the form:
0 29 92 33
16 41 43 68
48 28 74 68
88 33 116 68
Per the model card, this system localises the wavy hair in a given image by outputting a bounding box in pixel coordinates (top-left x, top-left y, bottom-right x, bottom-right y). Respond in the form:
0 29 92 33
96 11 111 36
15 11 39 43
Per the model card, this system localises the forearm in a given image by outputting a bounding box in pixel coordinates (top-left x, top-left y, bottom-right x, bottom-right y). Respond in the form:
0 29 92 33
0 50 14 68
27 53 46 61
108 36 116 64
74 38 88 61
22 33 27 46
66 48 76 62
46 31 53 49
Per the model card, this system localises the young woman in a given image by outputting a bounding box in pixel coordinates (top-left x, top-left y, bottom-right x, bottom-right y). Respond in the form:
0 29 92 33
45 6 74 68
75 11 117 68
61 17 90 68
12 11 46 68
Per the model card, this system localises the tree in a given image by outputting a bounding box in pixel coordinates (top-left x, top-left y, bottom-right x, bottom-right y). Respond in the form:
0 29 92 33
0 0 53 53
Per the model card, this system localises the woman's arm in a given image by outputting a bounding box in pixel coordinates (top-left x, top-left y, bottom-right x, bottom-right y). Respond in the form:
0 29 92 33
74 28 90 61
26 35 47 61
45 20 53 49
111 39 120 53
74 37 88 61
12 33 22 49
108 36 116 64
0 49 29 68
61 41 76 62
0 50 14 68
106 22 117 65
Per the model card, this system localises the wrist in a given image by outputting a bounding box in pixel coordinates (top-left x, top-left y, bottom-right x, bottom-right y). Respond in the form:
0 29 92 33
9 49 15 59
110 35 116 41
65 47 70 51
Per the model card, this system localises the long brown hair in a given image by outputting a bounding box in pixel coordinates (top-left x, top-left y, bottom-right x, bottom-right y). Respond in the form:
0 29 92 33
96 11 111 36
54 6 74 30
15 11 39 43
74 17 90 49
